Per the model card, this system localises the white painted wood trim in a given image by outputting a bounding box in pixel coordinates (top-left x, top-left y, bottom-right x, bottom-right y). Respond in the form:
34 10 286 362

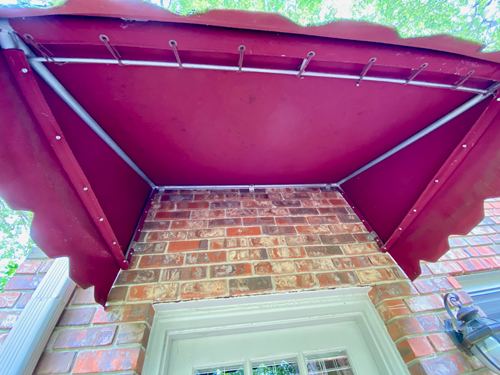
0 258 75 375
143 288 409 375
456 270 500 293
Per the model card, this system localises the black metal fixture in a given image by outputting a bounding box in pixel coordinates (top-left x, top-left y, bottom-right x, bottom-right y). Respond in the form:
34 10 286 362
444 293 500 374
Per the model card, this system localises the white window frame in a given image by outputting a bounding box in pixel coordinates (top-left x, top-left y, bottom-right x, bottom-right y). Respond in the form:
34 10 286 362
143 287 409 375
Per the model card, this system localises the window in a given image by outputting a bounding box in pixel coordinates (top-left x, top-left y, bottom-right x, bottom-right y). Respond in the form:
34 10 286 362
456 270 500 320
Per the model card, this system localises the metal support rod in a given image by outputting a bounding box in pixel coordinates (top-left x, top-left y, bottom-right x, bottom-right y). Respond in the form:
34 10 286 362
0 27 156 188
453 70 474 90
169 40 182 68
27 57 489 95
238 45 245 72
357 57 376 86
336 92 493 185
158 183 339 191
405 63 428 85
298 51 315 78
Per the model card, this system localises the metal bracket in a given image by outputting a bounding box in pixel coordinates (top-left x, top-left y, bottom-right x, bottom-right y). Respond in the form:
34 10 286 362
249 184 255 192
238 45 245 72
99 34 124 66
169 40 182 68
357 57 376 86
298 51 315 78
453 70 475 90
405 63 428 85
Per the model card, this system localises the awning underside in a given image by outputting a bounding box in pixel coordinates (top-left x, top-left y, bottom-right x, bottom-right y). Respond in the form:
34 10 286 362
1 4 500 304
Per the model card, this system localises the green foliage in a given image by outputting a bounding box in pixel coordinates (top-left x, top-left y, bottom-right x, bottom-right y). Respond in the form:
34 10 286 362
0 197 34 291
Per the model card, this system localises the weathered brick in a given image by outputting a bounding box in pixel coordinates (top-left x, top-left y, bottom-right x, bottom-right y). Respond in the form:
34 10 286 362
162 267 206 281
191 210 225 219
306 246 342 257
168 240 209 252
4 275 42 290
146 231 186 241
413 278 453 294
71 287 96 305
397 336 434 363
320 234 356 244
258 208 289 216
180 280 227 299
170 220 207 229
249 236 286 247
289 208 319 215
275 217 307 226
210 201 241 208
155 211 190 220
286 235 321 246
301 199 331 207
405 295 444 313
208 218 243 228
92 304 151 324
157 201 175 210
337 214 361 223
357 268 396 284
226 208 258 217
138 254 184 268
228 248 267 261
188 228 225 238
243 217 276 226
272 200 301 207
283 192 311 199
57 307 96 326
37 259 54 274
254 261 294 275
368 254 395 266
115 269 160 285
0 292 21 308
426 261 464 275
176 202 209 210
117 323 150 348
108 286 128 303
15 292 32 308
269 247 307 259
133 242 167 254
161 194 193 202
211 238 247 249
34 352 76 374
369 281 419 305
243 200 273 208
0 310 21 329
128 283 178 302
428 332 457 352
342 243 379 255
261 226 295 235
407 352 472 375
307 216 340 224
274 274 315 290
16 261 42 274
143 220 171 230
53 326 117 349
296 225 331 234
194 193 224 201
318 207 349 215
73 347 145 374
376 299 410 322
316 271 359 287
329 199 349 206
229 277 272 295
210 263 252 278
186 251 226 264
227 227 262 237
295 259 334 272
333 256 371 269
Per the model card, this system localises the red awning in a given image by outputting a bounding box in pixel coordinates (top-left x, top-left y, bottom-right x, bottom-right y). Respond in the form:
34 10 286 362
1 0 500 304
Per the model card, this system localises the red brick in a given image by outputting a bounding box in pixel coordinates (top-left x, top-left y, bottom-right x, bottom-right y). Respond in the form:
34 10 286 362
286 235 321 246
243 200 273 208
138 254 183 268
408 352 472 375
4 275 42 290
128 283 178 302
405 295 444 313
283 192 311 199
92 304 151 324
369 281 419 305
306 245 342 257
376 299 410 322
428 332 457 352
188 228 225 239
254 261 294 275
210 238 247 249
16 261 42 274
15 292 32 308
180 280 227 299
210 201 241 208
0 310 21 328
71 287 96 305
274 274 315 290
356 268 396 284
368 254 395 266
342 243 379 255
34 352 76 374
272 199 301 207
208 218 243 228
307 216 340 224
186 251 226 264
57 307 96 326
397 336 434 363
295 259 334 272
147 230 186 244
210 263 252 278
445 276 462 289
0 292 21 308
54 326 117 349
117 323 150 348
455 290 474 305
133 242 167 254
191 210 225 219
73 347 145 374
475 246 496 256
275 217 307 225
386 316 423 341
226 208 258 217
426 261 464 275
155 211 190 220
296 225 331 234
229 277 272 296
301 199 331 207
258 208 289 216
329 199 348 206
170 220 207 229
262 226 296 235
316 271 359 287
162 267 206 281
289 208 319 215
413 278 453 294
228 248 268 261
320 234 356 244
37 259 54 274
318 207 349 215
337 214 361 223
249 236 286 247
157 202 175 210
176 202 209 210
161 194 193 202
227 227 262 237
269 247 307 259
243 217 276 226
333 256 370 269
194 193 224 201
485 256 500 268
108 287 128 303
115 269 160 285
168 240 209 252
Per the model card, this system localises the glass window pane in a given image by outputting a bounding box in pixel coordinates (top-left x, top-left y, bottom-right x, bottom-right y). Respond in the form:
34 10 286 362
305 351 353 375
195 364 244 375
251 357 300 375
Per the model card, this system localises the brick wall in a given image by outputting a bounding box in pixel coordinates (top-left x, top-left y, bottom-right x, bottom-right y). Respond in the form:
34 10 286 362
0 247 53 348
2 190 499 374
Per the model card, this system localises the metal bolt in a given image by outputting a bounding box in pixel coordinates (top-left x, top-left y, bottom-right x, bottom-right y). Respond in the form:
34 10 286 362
462 144 467 148
83 187 88 191
435 180 439 183
99 218 104 221
399 228 402 230
113 241 117 245
21 68 28 73
55 135 61 140
123 260 127 263
497 98 500 101
413 209 417 212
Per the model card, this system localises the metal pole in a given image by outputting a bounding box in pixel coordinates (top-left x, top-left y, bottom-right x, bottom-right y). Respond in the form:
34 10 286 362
158 183 339 191
336 92 493 185
28 57 488 95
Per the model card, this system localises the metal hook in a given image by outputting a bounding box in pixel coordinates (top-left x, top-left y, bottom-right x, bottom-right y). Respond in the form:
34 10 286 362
169 40 182 69
357 57 376 86
453 70 474 90
405 63 428 85
298 51 315 78
99 35 124 66
23 34 64 65
238 45 246 72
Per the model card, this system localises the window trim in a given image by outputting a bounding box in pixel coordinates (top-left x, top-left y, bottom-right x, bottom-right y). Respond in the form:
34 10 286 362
143 287 409 375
